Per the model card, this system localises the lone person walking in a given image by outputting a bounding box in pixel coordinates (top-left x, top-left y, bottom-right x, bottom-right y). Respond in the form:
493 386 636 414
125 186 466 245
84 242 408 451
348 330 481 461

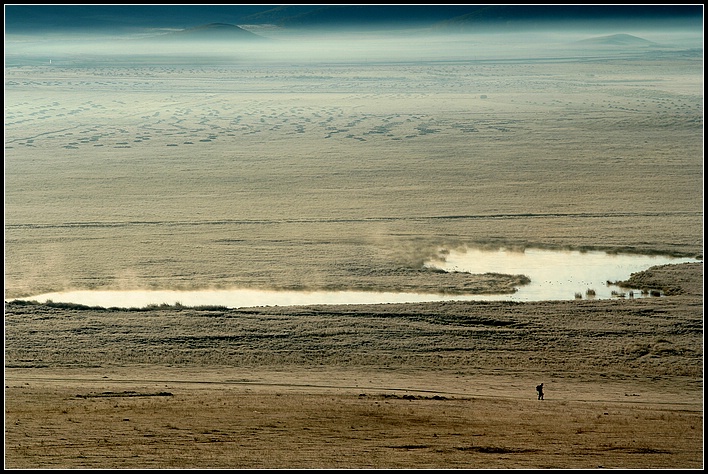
536 383 544 400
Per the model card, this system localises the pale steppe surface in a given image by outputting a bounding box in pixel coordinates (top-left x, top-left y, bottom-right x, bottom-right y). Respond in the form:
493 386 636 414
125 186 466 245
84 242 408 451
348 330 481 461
4 56 703 298
4 50 704 468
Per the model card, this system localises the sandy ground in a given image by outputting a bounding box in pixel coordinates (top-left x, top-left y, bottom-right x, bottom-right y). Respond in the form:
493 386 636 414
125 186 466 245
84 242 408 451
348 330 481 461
3 368 703 469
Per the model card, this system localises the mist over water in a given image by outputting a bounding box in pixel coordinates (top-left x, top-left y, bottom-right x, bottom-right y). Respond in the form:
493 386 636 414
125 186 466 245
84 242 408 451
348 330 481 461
14 288 486 310
14 249 699 308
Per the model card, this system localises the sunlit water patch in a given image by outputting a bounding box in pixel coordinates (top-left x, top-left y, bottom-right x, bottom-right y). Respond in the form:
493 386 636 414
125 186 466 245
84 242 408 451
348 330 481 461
426 247 698 302
13 289 488 309
11 249 699 308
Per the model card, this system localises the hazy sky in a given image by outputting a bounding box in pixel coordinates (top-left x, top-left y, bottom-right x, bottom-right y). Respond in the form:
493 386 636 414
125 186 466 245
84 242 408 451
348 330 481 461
5 4 702 67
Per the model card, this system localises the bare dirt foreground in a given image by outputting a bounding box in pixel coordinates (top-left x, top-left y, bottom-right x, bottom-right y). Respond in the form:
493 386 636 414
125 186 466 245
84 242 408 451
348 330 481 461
4 262 703 469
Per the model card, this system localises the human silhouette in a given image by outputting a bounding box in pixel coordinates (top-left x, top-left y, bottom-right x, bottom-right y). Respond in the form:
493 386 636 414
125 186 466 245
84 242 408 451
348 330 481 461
536 383 544 400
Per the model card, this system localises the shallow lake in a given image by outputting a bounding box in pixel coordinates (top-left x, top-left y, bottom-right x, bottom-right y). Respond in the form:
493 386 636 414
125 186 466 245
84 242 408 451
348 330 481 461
13 248 699 309
426 247 698 302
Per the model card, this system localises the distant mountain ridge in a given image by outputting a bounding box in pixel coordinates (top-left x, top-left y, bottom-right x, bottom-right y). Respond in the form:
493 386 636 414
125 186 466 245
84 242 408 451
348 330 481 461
262 5 485 28
432 5 704 31
5 4 703 33
259 5 703 31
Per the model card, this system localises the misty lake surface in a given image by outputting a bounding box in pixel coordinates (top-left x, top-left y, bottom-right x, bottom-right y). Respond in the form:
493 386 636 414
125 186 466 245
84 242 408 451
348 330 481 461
15 249 698 309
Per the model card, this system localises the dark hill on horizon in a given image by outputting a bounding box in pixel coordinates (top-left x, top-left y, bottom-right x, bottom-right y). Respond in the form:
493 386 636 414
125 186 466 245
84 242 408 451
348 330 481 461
573 33 658 47
148 23 268 42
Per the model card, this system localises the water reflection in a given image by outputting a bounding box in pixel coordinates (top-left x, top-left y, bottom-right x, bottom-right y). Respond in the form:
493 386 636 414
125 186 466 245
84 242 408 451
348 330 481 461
12 248 698 308
14 288 486 309
426 247 698 302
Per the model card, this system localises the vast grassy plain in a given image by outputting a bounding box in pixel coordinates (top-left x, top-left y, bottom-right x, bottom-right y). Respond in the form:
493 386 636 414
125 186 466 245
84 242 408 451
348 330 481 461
4 30 703 468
